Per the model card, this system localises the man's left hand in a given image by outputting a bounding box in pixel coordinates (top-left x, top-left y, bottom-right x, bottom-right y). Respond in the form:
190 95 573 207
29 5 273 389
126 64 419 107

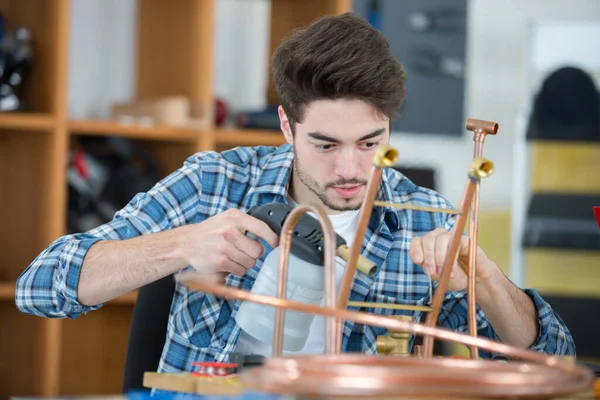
408 228 498 292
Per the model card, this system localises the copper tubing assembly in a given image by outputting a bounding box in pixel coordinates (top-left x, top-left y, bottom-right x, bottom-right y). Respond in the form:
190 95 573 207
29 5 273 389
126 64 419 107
177 137 595 398
273 203 338 356
422 157 495 358
335 144 399 351
465 118 499 359
179 271 594 398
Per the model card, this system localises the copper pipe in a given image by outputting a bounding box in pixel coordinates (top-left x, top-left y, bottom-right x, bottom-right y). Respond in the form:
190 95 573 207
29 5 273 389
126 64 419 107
422 157 494 358
335 144 399 350
272 204 338 356
240 354 592 398
373 200 462 214
178 272 594 398
465 118 498 360
467 141 483 359
347 301 433 312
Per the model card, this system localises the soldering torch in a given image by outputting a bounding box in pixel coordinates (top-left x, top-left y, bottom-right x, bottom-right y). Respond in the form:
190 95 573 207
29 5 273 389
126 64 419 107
247 202 377 277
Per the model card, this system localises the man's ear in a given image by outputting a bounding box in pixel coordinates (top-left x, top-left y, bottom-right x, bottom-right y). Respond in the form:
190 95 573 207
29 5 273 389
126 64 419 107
278 105 294 145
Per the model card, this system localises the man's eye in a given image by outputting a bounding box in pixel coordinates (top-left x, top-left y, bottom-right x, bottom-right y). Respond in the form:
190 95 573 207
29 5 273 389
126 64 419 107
362 141 380 149
314 144 334 151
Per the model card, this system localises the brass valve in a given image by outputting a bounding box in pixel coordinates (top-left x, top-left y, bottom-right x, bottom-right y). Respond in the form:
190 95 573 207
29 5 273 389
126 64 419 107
376 315 414 356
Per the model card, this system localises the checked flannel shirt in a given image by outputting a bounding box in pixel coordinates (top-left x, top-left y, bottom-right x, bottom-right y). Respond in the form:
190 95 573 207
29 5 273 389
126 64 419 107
16 143 575 374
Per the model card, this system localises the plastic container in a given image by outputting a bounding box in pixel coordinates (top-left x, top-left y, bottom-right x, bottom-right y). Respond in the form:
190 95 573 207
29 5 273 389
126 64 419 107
235 246 325 351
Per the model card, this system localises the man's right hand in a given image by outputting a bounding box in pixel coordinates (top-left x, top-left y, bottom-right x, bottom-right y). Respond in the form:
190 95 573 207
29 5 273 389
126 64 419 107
180 208 279 277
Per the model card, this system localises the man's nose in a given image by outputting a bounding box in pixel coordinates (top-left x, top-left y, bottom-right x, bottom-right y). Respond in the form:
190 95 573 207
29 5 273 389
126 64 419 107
334 149 359 178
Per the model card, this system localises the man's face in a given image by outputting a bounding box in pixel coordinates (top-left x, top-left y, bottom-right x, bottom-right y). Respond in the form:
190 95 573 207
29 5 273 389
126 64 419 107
279 99 390 213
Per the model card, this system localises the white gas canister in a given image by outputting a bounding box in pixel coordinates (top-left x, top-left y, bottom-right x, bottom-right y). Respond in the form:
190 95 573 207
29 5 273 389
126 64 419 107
234 246 325 351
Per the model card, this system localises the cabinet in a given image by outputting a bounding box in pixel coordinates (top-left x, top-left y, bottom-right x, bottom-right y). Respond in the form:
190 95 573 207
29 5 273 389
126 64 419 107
0 0 350 397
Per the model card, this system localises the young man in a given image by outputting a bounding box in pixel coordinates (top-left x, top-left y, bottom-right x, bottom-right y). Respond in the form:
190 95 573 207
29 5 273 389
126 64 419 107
16 13 574 373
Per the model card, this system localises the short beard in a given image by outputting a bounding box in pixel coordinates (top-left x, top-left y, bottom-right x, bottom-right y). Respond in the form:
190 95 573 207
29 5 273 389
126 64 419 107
292 148 365 212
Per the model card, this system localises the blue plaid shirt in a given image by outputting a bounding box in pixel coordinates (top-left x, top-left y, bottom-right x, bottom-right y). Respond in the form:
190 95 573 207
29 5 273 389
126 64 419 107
16 143 574 373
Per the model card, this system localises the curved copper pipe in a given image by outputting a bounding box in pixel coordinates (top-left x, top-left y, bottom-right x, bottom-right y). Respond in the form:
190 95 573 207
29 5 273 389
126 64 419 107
335 144 399 350
465 118 498 360
179 272 594 389
422 157 494 358
273 204 338 356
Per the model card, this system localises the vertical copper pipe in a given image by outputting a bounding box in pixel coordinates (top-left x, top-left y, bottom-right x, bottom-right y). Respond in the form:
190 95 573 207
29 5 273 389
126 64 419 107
423 158 494 358
272 204 338 356
465 118 498 360
335 145 399 351
467 140 483 359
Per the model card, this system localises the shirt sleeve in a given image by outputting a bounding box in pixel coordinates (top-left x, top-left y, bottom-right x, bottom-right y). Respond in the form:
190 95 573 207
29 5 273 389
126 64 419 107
436 211 576 358
15 160 204 319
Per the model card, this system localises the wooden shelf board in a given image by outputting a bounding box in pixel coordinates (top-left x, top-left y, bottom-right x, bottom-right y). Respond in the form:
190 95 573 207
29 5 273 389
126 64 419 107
215 128 285 147
69 119 203 142
0 282 15 300
0 113 56 131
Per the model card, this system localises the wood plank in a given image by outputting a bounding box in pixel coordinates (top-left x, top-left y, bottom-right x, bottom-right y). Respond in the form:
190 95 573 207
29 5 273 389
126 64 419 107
0 282 15 300
0 113 55 131
215 128 286 147
59 304 133 395
143 372 242 396
0 132 48 281
0 304 47 398
136 0 214 105
267 0 353 105
69 119 202 143
1 0 61 114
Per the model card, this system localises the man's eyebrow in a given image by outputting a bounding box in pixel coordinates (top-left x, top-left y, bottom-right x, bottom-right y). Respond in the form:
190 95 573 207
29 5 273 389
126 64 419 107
358 128 386 141
307 128 386 143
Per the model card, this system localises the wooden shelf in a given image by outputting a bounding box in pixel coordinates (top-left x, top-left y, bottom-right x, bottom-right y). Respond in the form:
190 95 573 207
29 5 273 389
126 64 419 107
69 119 203 143
0 1 351 397
0 282 15 300
0 113 55 131
215 128 286 147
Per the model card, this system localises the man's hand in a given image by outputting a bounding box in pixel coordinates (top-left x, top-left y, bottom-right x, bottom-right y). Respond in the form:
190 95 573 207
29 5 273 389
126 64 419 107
408 227 497 291
179 208 279 277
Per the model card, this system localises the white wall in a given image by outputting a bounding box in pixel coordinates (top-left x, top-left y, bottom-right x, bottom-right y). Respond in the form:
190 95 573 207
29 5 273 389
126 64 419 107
67 0 600 209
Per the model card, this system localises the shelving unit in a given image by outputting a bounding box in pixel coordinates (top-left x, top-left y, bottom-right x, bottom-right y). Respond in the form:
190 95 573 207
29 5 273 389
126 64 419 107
0 0 350 398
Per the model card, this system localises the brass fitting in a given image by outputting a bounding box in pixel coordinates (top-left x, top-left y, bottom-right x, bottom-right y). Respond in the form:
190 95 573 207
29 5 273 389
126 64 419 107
376 315 414 356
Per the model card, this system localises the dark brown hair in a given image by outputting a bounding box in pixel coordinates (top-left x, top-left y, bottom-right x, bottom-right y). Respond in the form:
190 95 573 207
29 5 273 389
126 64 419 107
272 12 406 131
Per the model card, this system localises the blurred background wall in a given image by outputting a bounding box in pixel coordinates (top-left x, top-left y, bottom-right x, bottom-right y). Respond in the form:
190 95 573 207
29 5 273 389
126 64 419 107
68 0 600 209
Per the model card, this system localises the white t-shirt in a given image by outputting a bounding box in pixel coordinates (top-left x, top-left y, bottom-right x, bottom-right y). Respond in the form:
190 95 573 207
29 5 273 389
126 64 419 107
234 198 360 356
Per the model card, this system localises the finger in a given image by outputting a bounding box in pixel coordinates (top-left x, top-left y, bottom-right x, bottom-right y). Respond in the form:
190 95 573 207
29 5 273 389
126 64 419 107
409 237 423 264
237 214 279 248
421 234 437 274
223 243 257 271
459 235 471 256
434 233 455 278
235 230 267 260
214 250 248 276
